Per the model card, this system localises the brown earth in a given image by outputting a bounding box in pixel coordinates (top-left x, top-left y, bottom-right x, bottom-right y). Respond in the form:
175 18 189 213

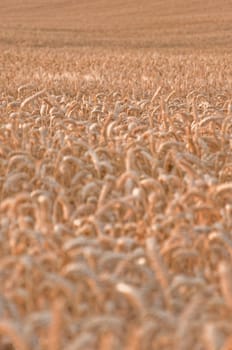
0 0 232 50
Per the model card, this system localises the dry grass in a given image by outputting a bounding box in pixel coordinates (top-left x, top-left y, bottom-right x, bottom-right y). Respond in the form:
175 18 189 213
0 46 232 349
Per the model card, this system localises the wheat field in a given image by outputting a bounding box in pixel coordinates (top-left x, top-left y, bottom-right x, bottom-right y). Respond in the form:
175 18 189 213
1 1 232 350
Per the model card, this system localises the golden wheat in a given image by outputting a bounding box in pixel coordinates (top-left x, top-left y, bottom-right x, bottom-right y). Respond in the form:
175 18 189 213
0 47 231 349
